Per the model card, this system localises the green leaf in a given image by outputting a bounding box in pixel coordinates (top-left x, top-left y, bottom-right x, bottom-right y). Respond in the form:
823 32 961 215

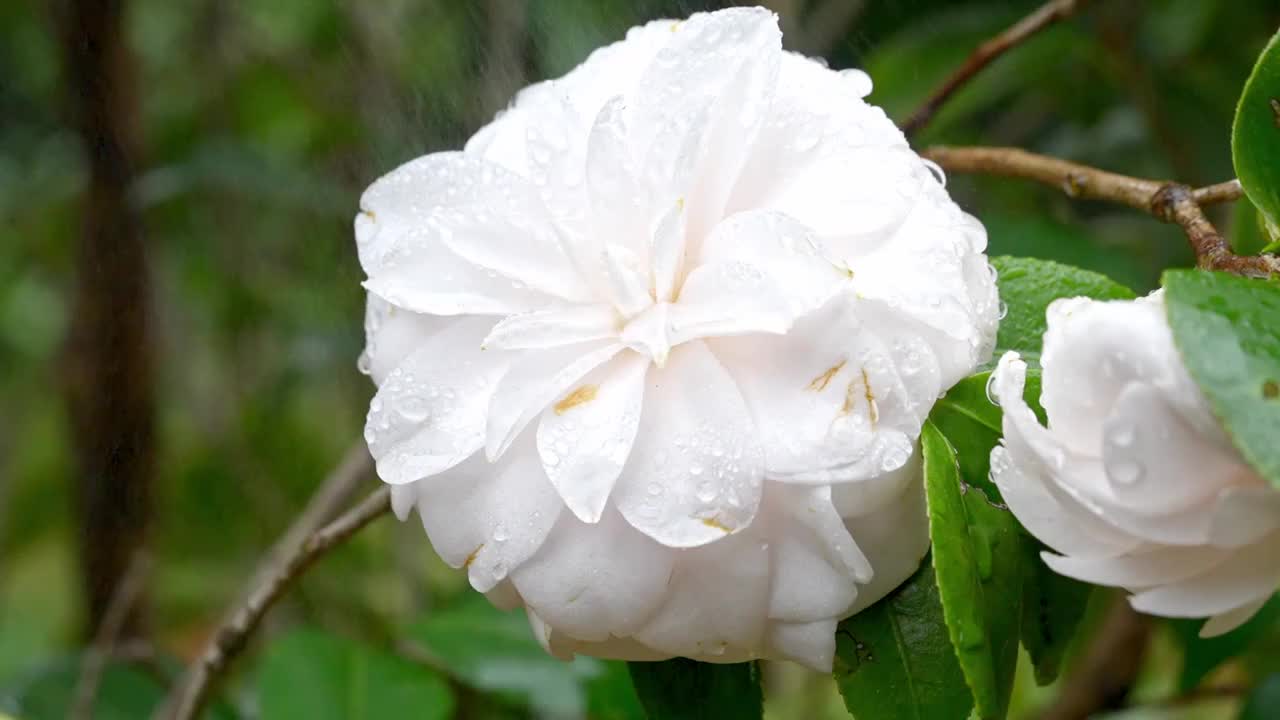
1018 546 1093 686
1241 673 1280 720
833 555 973 720
1232 27 1280 237
930 370 1044 503
1163 270 1280 487
0 654 239 720
992 256 1135 359
921 423 1023 719
929 372 1085 686
627 659 761 720
408 599 638 718
257 629 453 720
1231 198 1273 256
1171 594 1280 691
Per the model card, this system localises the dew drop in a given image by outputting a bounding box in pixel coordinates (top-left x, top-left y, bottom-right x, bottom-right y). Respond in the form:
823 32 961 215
1110 423 1136 448
1110 460 1144 486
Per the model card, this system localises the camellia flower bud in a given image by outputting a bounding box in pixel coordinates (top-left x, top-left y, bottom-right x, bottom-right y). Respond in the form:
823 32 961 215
991 292 1280 636
357 7 998 668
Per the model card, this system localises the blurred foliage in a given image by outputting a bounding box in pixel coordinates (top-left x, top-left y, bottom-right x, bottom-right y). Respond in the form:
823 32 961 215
2 0 1279 718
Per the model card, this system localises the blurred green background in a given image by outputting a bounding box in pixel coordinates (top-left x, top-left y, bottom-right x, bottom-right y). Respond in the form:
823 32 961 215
2 1 1279 718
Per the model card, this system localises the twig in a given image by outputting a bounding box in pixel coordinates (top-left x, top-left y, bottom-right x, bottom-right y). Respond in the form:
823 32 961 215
253 442 372 588
1040 601 1151 720
72 551 153 720
1145 684 1250 709
902 0 1090 137
924 145 1280 277
161 485 390 720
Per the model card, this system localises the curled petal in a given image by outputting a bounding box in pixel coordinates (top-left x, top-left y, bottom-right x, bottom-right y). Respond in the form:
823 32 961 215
366 318 510 484
613 342 765 547
537 352 649 523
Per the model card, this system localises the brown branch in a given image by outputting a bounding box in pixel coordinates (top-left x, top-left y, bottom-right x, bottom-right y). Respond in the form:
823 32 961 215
902 0 1091 137
1040 601 1151 720
72 551 152 720
923 145 1279 277
161 483 389 720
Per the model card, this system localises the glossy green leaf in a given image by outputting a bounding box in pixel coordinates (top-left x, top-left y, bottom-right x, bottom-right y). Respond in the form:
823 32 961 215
1172 594 1280 691
833 555 973 720
929 372 1084 686
1232 27 1280 237
627 659 761 720
257 629 453 720
930 370 1044 503
1019 546 1093 686
1164 270 1280 487
1231 198 1274 255
1241 673 1280 720
992 256 1135 360
922 423 1023 719
409 599 637 718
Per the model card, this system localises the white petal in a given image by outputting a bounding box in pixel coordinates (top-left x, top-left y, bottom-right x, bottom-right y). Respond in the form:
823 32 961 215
603 243 653 318
482 304 620 350
512 508 673 642
990 446 1136 558
588 98 653 267
537 352 649 523
390 483 416 521
629 7 782 240
1128 533 1280 618
357 152 587 310
1100 381 1243 515
767 620 837 672
650 197 688 304
366 317 510 484
1209 485 1280 548
484 342 623 461
711 296 927 485
485 579 522 611
1040 545 1228 589
634 529 771 658
844 465 931 614
666 261 793 344
360 293 449 386
841 184 998 385
695 210 848 317
613 342 765 547
767 503 861 622
727 52 909 234
1039 294 1229 456
413 438 563 592
831 443 921 520
1200 594 1272 637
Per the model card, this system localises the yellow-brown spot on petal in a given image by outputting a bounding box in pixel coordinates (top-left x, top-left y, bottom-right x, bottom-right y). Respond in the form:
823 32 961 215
701 516 734 534
862 368 880 427
807 360 847 392
841 378 858 415
670 21 683 32
676 196 685 211
554 384 598 414
463 544 485 568
361 209 377 221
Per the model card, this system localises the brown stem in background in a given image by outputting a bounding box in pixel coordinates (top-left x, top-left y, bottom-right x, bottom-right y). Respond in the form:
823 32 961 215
924 146 1280 277
901 0 1091 137
1040 601 1151 720
162 483 388 720
59 0 155 641
71 552 152 720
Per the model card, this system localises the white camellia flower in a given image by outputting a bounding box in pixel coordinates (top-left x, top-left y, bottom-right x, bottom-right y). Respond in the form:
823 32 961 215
357 7 998 668
991 292 1280 636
